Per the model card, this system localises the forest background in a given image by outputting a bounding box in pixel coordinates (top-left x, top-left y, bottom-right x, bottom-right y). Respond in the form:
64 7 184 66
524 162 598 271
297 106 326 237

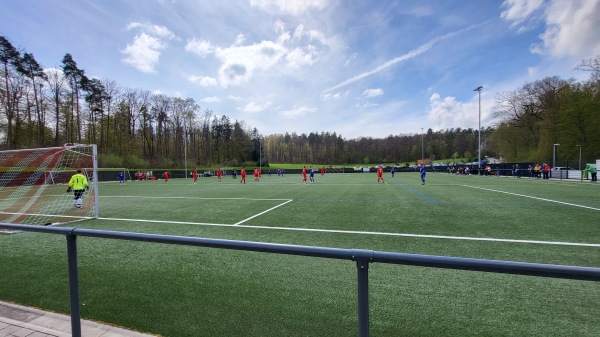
1 35 599 169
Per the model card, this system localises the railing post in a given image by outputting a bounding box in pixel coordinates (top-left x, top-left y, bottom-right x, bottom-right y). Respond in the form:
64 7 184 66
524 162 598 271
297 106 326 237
356 258 370 337
66 233 82 337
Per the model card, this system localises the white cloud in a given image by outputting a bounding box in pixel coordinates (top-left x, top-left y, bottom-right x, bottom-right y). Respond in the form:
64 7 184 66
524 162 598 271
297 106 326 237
427 93 477 130
188 75 218 87
126 22 176 40
285 46 318 69
537 0 600 58
500 0 544 26
149 25 176 39
280 105 317 118
185 19 327 88
250 0 329 15
121 33 163 73
215 40 287 87
234 34 246 46
122 22 176 72
361 88 384 98
43 67 64 78
228 95 242 101
243 101 272 112
201 96 221 103
344 53 358 67
501 0 600 58
185 39 215 57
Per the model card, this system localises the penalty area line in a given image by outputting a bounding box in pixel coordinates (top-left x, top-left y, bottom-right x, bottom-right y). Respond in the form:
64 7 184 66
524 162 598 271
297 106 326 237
462 185 600 211
234 199 294 226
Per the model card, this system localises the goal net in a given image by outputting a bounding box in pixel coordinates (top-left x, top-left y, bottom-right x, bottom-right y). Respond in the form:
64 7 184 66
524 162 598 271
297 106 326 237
0 144 98 228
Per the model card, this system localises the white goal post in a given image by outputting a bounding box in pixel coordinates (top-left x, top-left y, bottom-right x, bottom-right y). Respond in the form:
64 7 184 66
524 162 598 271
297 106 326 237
0 144 99 228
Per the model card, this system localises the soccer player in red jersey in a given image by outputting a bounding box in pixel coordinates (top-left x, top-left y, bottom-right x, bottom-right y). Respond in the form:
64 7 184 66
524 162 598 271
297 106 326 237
241 167 246 184
217 168 222 182
377 166 384 183
254 168 260 181
301 166 307 183
193 169 198 184
163 171 170 183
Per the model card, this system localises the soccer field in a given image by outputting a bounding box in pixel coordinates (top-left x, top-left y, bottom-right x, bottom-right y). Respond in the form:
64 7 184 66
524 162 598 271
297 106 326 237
1 172 599 336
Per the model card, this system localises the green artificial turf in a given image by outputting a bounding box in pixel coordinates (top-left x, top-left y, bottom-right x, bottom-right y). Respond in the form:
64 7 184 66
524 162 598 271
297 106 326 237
1 172 599 336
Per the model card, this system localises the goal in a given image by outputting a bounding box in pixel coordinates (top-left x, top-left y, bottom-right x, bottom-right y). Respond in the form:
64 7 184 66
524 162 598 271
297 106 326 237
0 144 99 228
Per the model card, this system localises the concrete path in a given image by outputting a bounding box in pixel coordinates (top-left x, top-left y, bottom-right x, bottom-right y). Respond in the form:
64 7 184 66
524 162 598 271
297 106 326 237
0 301 157 337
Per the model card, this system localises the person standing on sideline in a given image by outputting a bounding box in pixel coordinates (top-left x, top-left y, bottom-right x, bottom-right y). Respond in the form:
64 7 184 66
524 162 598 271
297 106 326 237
543 163 550 179
420 165 426 185
377 165 385 183
391 167 395 178
193 169 198 184
67 169 89 208
309 166 315 183
584 164 597 182
301 166 307 183
118 171 125 184
240 167 246 184
163 171 170 183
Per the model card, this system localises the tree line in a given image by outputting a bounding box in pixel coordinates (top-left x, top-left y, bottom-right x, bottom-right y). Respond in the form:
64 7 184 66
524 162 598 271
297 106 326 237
1 35 599 168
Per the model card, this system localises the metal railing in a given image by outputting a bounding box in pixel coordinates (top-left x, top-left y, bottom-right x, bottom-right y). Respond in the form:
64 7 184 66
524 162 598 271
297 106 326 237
2 223 600 337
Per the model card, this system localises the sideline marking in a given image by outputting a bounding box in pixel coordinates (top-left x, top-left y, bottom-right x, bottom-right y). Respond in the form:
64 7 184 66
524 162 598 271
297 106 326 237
95 217 600 248
462 185 600 211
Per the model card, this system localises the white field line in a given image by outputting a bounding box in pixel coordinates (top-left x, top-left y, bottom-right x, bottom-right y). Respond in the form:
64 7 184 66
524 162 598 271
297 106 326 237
234 199 294 225
101 195 291 201
0 210 91 220
462 185 600 211
95 216 600 248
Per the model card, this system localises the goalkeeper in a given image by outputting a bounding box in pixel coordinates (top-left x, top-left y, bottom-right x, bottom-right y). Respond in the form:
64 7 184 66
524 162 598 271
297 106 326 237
67 169 89 208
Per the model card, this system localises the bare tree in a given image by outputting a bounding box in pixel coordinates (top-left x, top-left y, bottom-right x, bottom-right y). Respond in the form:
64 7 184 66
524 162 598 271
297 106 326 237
44 68 66 146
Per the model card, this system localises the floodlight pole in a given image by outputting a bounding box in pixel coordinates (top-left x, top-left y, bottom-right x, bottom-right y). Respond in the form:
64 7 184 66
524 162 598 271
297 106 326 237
553 143 560 169
474 86 483 175
421 128 424 167
576 145 582 170
259 137 262 173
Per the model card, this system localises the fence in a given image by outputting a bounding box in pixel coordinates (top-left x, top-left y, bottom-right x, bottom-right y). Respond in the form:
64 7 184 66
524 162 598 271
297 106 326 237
1 223 600 337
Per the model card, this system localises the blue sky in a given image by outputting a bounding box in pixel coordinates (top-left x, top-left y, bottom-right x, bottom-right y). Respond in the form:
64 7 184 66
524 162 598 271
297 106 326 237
1 0 599 139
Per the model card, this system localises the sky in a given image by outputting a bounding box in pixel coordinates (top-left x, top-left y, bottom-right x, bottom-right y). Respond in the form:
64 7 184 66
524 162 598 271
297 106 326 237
1 0 599 139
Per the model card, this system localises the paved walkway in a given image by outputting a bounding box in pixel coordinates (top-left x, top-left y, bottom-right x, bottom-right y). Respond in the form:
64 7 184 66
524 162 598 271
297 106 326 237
0 301 157 337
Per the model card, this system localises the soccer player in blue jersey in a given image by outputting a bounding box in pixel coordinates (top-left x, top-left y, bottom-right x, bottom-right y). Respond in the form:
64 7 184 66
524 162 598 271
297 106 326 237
309 166 315 183
118 171 125 184
420 165 426 185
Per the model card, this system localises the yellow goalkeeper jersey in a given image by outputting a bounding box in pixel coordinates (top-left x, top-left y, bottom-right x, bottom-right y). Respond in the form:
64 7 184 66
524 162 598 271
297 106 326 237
68 173 88 190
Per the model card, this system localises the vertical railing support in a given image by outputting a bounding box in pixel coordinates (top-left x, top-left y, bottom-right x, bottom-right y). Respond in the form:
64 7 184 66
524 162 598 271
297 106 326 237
66 233 82 337
356 258 370 337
